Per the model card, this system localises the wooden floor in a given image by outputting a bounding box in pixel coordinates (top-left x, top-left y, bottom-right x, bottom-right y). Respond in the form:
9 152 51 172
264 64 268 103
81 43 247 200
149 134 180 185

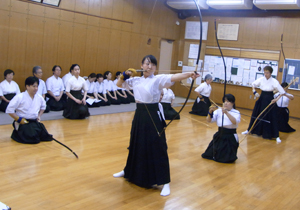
1 104 300 210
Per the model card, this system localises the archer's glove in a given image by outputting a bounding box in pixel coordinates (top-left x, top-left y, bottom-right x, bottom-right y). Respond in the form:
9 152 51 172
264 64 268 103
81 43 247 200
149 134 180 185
253 91 260 98
15 117 28 124
120 68 137 81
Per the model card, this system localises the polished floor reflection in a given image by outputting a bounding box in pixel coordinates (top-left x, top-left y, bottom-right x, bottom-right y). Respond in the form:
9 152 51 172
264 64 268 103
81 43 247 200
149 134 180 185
0 105 299 209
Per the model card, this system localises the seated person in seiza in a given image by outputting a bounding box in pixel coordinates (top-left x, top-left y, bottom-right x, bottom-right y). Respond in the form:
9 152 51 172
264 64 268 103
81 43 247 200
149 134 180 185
46 65 67 111
0 69 21 112
160 88 180 120
114 71 131 104
85 73 101 107
32 65 50 113
6 76 53 144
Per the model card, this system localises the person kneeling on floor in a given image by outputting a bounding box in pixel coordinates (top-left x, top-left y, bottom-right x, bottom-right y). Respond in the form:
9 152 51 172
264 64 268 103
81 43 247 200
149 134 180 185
6 76 53 144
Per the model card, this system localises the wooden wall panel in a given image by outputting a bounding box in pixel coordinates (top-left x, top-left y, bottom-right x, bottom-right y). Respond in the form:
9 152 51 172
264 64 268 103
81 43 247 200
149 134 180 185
75 0 89 14
108 29 121 73
60 0 75 11
255 18 271 48
87 16 100 27
42 18 59 78
242 18 257 48
140 0 152 37
128 33 143 69
71 23 87 74
164 10 177 40
60 10 75 22
100 0 113 28
284 18 299 48
74 13 87 24
84 26 99 73
24 15 45 74
0 10 10 72
131 0 143 34
7 12 28 86
111 0 123 30
28 3 45 17
44 6 60 20
56 21 74 74
157 5 166 38
121 0 134 32
88 0 101 17
97 28 111 73
118 31 131 72
10 0 28 14
268 17 284 50
0 0 10 10
295 19 300 48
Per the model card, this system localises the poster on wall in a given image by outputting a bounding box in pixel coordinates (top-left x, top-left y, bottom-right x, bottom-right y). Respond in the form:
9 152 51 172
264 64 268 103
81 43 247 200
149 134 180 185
282 59 300 90
217 24 239 41
203 55 278 87
185 21 208 40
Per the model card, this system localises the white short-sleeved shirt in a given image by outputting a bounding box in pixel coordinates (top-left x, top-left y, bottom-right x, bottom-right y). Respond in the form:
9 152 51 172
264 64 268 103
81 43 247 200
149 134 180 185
161 88 175 103
62 72 73 88
252 77 285 94
6 91 46 119
37 79 47 96
85 80 95 94
274 92 293 107
104 79 117 92
46 75 65 96
211 108 241 129
95 82 107 94
65 76 88 92
122 74 174 103
194 82 211 97
0 80 21 96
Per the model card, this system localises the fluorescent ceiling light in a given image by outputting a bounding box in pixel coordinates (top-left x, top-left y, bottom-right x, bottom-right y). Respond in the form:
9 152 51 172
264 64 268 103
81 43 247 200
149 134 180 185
255 0 298 3
166 0 209 10
30 0 61 6
206 0 253 9
43 0 61 6
207 0 245 5
254 0 300 9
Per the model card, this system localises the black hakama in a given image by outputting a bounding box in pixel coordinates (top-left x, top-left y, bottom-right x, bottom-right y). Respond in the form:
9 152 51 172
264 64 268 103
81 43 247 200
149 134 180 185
189 96 211 116
202 127 239 163
63 90 90 119
11 119 53 144
86 93 101 107
161 102 180 120
124 103 170 188
46 93 67 111
117 89 131 104
247 91 279 139
44 101 50 113
127 90 135 103
278 107 296 133
107 91 121 105
0 93 16 112
97 93 111 106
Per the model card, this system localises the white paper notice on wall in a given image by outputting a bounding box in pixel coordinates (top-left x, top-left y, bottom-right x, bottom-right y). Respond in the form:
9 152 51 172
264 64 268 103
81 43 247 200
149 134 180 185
185 21 208 40
217 24 239 41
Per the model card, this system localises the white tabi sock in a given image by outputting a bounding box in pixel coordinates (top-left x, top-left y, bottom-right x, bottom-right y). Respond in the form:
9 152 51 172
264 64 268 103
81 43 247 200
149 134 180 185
276 137 281 143
241 130 248 135
160 183 170 196
113 170 124 178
